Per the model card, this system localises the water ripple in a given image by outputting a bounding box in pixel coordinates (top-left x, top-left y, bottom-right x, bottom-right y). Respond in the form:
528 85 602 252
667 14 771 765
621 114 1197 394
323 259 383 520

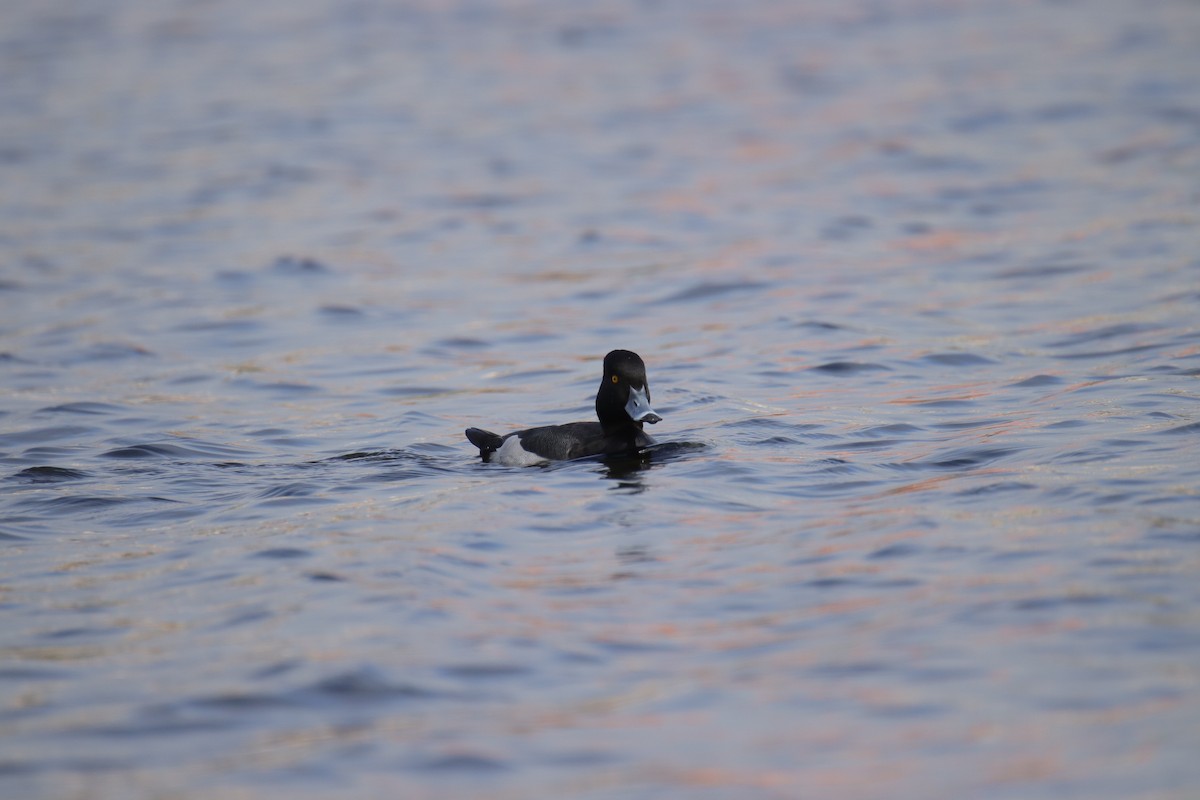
100 440 255 460
1009 374 1063 388
649 281 769 304
6 466 90 484
922 353 997 366
892 446 1020 471
810 361 891 375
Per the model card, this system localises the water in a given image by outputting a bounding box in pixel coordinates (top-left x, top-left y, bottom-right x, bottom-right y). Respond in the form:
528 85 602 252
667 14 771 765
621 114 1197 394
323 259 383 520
3 0 1199 797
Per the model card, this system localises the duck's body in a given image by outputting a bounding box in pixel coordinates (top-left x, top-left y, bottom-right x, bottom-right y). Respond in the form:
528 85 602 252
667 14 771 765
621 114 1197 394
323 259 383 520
467 420 656 465
466 350 662 466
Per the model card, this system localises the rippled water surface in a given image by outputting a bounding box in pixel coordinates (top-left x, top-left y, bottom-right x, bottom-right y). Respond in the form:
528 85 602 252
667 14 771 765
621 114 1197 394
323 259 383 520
3 0 1200 797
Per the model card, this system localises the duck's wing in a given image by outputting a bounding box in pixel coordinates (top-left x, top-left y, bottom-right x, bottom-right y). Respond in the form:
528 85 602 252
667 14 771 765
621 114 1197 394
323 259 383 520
514 422 603 461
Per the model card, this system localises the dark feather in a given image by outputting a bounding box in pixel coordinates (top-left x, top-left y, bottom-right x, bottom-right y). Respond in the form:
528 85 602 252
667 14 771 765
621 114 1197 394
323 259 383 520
465 427 503 453
518 422 653 460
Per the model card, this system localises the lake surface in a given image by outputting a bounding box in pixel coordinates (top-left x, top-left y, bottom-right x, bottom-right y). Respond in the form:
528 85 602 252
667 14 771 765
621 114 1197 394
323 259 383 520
2 0 1199 797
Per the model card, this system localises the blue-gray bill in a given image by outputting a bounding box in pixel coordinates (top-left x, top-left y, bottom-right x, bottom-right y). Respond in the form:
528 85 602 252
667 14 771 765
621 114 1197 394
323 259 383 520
625 385 661 424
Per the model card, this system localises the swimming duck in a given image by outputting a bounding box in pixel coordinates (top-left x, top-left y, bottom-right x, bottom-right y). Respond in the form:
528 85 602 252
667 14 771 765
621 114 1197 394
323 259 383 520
466 349 662 465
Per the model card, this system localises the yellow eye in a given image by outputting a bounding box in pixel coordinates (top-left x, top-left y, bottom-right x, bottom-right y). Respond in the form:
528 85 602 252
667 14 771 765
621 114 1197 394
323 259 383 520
611 375 619 384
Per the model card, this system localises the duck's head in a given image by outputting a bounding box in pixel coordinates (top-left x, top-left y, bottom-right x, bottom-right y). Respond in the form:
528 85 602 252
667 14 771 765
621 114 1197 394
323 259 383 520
597 349 662 429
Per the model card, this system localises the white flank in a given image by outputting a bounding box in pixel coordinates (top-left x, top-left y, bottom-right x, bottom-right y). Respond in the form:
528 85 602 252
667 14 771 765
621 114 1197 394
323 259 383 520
494 435 549 466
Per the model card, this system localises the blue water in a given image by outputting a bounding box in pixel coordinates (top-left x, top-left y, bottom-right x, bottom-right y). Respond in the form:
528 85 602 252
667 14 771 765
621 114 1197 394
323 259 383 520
3 0 1200 797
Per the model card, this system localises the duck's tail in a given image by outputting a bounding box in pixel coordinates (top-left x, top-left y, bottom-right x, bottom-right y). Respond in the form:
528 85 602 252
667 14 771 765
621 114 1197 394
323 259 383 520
465 428 503 457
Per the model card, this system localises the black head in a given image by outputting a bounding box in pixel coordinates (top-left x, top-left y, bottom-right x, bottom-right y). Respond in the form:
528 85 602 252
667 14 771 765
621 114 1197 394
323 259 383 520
596 349 662 430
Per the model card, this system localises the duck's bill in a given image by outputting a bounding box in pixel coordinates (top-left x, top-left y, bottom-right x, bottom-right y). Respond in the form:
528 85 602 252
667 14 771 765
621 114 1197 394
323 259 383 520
625 385 662 424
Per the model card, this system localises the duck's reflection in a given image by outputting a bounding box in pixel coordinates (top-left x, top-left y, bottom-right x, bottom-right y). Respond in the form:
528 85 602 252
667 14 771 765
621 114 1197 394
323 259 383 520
600 451 654 491
599 440 706 490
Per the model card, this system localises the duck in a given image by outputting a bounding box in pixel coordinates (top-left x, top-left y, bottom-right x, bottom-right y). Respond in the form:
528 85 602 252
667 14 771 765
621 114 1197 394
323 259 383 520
466 349 662 465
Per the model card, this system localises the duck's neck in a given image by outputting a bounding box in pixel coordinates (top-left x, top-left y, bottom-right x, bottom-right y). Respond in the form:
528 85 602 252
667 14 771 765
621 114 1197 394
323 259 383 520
600 416 642 436
596 385 639 435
